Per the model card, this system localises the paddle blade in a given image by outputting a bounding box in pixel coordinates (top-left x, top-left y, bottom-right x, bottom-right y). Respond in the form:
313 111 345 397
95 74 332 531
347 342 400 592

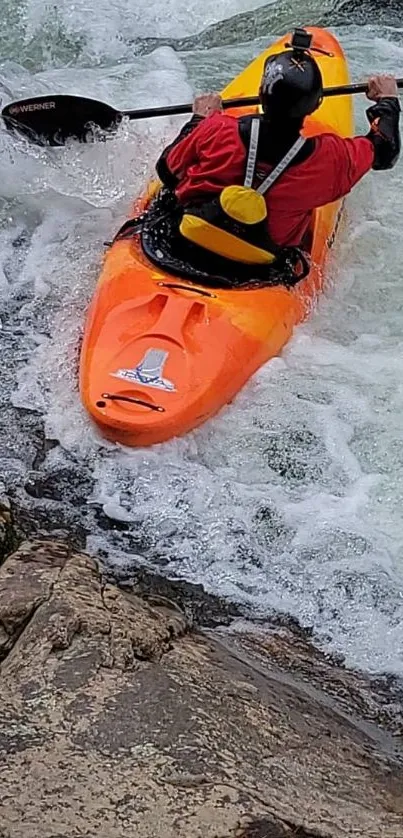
1 95 122 146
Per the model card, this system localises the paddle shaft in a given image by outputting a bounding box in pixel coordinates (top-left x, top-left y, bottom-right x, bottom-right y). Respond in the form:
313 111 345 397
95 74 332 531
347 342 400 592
122 79 403 120
3 77 403 146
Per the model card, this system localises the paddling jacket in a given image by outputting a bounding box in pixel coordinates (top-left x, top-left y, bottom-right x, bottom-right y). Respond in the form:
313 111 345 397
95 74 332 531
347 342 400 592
156 97 400 248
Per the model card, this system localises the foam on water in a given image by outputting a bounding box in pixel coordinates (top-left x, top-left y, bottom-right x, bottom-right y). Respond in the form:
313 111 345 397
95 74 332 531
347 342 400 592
1 3 403 676
23 0 275 52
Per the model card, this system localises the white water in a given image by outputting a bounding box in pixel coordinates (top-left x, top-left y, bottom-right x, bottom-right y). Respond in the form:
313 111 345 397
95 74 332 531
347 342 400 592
24 0 275 43
1 1 403 676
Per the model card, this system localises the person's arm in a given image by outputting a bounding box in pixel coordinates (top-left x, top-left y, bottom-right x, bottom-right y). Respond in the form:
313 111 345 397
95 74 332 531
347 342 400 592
310 75 400 207
365 78 400 170
156 94 223 188
156 115 204 188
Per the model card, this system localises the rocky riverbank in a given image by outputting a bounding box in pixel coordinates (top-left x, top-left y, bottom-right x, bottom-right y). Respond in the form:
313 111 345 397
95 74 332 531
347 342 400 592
1 538 402 837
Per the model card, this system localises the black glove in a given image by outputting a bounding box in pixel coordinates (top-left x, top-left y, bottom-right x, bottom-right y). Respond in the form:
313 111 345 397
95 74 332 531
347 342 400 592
366 96 401 170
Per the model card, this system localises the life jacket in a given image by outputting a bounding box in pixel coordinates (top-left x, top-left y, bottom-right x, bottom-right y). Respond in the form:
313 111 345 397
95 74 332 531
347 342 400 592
179 118 306 265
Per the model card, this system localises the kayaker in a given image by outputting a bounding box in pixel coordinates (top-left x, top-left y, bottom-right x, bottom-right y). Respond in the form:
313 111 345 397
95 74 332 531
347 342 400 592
154 32 400 273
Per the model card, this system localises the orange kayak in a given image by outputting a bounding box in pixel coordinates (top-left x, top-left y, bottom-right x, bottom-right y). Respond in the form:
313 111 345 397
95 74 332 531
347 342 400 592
79 27 353 447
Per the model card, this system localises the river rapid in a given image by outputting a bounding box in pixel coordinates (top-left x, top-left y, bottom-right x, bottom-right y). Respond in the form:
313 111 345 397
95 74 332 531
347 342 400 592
1 0 403 676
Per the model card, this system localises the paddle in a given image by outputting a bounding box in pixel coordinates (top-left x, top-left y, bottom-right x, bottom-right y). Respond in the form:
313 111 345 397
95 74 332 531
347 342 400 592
3 80 403 146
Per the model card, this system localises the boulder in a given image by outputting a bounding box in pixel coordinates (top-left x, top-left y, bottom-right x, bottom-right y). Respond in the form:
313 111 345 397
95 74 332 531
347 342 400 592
0 540 402 837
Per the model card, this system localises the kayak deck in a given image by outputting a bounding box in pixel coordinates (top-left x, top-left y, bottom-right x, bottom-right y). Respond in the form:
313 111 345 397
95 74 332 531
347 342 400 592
79 27 353 447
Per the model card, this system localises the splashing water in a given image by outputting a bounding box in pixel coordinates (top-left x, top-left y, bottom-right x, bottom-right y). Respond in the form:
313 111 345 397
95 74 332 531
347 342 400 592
1 0 403 676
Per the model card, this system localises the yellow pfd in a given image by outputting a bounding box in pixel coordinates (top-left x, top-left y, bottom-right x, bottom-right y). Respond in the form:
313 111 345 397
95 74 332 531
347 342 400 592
179 119 306 265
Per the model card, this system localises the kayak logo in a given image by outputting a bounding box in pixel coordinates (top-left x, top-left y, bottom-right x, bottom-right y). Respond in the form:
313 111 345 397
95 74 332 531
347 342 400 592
111 348 176 392
261 63 284 95
8 101 56 114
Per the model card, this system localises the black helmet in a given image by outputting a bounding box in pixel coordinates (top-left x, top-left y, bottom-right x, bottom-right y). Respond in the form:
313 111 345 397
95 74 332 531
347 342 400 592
259 37 323 121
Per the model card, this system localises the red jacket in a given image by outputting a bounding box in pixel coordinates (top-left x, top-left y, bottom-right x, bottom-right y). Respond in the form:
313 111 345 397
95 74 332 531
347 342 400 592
165 112 375 247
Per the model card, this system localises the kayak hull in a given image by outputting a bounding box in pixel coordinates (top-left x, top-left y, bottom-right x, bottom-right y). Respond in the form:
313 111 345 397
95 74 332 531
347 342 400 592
79 27 353 447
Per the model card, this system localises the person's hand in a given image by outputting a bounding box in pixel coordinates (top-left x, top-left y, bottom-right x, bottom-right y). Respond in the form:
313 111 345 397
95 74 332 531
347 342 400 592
366 74 398 101
193 93 223 117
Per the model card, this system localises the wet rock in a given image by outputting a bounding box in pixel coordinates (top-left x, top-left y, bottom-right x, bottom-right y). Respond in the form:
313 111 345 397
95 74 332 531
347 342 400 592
263 428 328 483
24 462 93 504
8 494 87 551
0 407 47 476
107 560 242 628
215 626 403 738
0 491 15 563
2 449 91 553
332 0 402 26
1 540 403 837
